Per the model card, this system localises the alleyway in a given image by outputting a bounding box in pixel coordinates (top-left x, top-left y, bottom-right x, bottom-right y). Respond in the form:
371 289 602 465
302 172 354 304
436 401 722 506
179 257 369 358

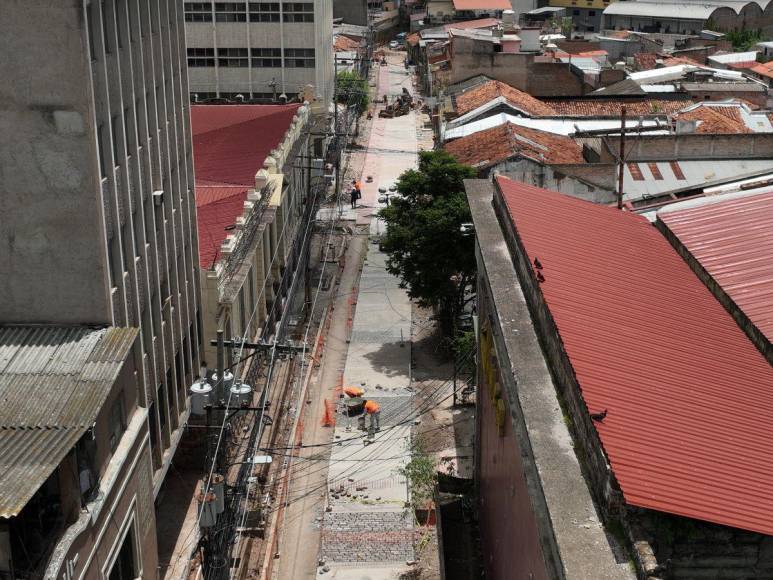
276 50 431 580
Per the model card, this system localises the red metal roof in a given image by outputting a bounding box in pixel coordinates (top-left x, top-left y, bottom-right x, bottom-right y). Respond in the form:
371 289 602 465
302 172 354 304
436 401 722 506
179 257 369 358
452 0 511 10
191 104 299 269
496 176 773 535
658 190 773 347
196 188 248 270
191 104 300 187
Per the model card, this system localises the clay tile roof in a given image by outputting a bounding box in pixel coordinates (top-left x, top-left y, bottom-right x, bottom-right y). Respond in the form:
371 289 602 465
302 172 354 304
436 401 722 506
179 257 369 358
606 30 633 39
751 61 773 78
547 99 686 117
676 105 751 134
455 80 557 117
444 122 584 168
191 104 300 268
334 35 361 52
495 175 773 535
634 52 658 71
662 55 703 67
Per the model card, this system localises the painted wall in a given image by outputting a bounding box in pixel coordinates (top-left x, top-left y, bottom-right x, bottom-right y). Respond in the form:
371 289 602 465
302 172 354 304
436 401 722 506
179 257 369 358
476 293 550 580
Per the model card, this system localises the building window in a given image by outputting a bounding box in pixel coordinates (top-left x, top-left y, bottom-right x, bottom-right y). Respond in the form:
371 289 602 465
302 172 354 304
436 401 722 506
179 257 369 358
97 123 107 178
252 47 281 67
87 3 98 61
589 10 596 15
215 2 247 21
184 2 213 22
109 392 126 451
111 114 120 165
284 48 315 68
101 0 112 54
108 525 138 580
283 2 314 22
573 8 580 15
249 2 280 21
218 47 249 67
187 47 215 66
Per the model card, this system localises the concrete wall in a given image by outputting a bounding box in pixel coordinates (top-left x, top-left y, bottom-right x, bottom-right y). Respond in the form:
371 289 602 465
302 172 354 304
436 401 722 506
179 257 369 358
0 0 111 324
476 285 550 580
603 133 773 162
492 159 617 203
449 37 584 96
334 0 369 25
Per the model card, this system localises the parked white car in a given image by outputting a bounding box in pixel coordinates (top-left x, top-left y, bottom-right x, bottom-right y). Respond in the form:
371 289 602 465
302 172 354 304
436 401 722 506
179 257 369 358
389 40 399 49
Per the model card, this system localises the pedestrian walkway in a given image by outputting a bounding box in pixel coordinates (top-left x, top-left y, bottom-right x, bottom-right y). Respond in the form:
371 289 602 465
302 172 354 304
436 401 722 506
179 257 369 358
316 52 421 579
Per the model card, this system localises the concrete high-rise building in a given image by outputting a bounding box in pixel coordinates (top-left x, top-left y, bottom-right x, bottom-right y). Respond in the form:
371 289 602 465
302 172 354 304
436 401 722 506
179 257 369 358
0 0 201 498
183 1 334 106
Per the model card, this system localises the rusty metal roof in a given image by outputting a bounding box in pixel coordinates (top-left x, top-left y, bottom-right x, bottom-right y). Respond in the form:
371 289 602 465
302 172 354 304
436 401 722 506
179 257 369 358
496 176 773 535
658 190 773 348
0 326 138 518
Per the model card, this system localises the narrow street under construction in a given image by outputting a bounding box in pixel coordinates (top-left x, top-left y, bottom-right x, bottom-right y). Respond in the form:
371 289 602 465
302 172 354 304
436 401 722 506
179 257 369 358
158 47 465 580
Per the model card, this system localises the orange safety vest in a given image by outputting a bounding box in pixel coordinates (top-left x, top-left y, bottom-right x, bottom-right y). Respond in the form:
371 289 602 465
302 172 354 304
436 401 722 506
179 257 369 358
355 180 362 191
364 400 380 414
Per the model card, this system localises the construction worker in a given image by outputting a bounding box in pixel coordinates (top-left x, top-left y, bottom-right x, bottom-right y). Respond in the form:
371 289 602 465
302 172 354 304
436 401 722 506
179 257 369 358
363 399 381 432
344 386 364 398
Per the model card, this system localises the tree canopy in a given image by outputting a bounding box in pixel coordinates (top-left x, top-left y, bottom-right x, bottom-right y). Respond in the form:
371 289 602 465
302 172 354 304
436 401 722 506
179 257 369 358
336 71 369 113
379 150 477 333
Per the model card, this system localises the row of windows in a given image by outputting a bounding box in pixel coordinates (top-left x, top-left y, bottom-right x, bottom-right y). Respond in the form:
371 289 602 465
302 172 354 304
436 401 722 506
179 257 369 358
187 47 315 67
184 2 314 22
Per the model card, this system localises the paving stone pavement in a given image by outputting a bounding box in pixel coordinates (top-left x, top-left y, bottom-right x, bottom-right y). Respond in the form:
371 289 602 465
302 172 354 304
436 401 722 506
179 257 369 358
320 512 414 563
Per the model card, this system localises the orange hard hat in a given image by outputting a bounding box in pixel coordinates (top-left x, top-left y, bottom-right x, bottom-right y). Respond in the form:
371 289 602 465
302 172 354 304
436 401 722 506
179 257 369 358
344 386 364 397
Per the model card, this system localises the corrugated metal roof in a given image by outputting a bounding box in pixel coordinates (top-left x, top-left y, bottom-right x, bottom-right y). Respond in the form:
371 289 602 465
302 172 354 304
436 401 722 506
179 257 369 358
496 176 773 535
0 326 138 518
622 159 773 201
658 190 773 347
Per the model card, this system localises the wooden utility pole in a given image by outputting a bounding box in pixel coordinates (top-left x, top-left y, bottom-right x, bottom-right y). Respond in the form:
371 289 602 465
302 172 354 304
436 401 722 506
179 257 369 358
617 106 627 210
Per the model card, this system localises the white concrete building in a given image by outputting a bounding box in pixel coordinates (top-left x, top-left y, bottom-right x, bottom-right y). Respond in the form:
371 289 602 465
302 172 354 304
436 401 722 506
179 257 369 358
184 1 334 107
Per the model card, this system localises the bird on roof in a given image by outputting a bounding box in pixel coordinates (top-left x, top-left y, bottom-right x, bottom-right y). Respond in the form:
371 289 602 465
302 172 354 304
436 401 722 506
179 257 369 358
536 271 545 283
533 257 543 270
590 409 608 422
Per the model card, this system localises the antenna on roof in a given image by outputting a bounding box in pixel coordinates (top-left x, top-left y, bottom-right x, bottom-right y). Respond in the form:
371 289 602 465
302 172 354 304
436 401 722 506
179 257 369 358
617 106 627 211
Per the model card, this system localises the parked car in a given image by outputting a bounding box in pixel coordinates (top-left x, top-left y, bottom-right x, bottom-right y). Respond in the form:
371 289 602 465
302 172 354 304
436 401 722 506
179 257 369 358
389 40 399 49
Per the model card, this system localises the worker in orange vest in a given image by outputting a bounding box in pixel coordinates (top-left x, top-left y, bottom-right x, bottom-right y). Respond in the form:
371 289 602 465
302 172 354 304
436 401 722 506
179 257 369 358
363 399 381 431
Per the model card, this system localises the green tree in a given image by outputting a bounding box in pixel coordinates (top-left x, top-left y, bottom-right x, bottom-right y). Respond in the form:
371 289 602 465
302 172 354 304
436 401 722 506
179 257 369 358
379 150 477 334
726 29 762 51
398 438 438 508
336 71 369 112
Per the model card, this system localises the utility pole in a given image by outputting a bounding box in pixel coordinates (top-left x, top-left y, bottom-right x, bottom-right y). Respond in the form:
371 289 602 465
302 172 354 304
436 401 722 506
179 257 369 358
617 106 627 210
334 54 341 201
